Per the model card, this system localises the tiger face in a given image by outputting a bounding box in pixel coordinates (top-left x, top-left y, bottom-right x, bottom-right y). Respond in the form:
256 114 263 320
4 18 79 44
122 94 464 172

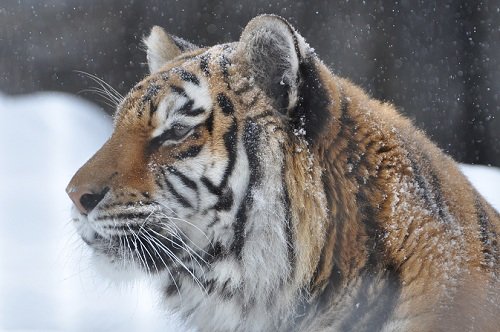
67 15 500 332
67 16 316 288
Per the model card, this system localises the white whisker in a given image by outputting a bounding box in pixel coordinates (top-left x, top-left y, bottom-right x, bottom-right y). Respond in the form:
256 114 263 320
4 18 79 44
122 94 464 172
74 70 124 103
128 224 159 275
157 227 207 282
138 229 183 299
156 223 210 267
156 202 211 241
146 228 207 295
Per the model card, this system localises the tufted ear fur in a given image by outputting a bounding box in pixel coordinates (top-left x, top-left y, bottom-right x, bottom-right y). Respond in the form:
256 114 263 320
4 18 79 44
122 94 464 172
144 26 199 73
237 15 312 113
238 15 331 143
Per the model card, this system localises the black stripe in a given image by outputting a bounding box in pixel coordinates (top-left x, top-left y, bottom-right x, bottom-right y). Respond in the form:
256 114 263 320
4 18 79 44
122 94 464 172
166 166 198 191
214 188 234 211
426 166 448 222
140 83 160 119
231 197 247 259
249 110 274 122
219 53 231 89
165 283 179 297
409 157 432 206
142 83 161 103
204 279 217 295
177 100 195 115
205 241 224 263
155 177 164 190
148 132 169 152
219 278 234 299
170 84 187 97
147 100 156 127
103 224 144 231
243 119 262 184
415 151 449 223
199 53 211 77
217 93 234 115
96 212 152 221
149 127 186 153
205 111 214 134
475 196 498 267
177 69 200 85
149 100 158 118
162 172 193 208
100 201 156 210
183 107 205 117
219 121 238 189
175 145 203 159
201 176 222 195
198 116 237 196
330 89 352 148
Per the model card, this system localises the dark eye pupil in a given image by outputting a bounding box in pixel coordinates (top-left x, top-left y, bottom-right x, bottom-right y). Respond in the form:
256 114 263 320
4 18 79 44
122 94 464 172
172 124 190 138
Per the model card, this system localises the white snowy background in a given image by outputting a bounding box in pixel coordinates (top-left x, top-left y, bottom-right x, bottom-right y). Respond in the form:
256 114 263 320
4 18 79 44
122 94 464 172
0 92 498 331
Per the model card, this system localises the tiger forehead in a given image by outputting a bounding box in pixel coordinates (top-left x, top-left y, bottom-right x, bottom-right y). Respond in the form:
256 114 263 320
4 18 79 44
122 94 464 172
119 47 240 114
114 46 262 132
116 67 204 120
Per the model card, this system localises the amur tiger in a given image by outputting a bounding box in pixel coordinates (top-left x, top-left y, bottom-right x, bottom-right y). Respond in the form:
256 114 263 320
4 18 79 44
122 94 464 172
66 15 500 331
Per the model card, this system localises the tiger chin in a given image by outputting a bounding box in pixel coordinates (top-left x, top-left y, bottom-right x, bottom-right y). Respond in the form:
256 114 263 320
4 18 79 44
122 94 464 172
67 15 500 332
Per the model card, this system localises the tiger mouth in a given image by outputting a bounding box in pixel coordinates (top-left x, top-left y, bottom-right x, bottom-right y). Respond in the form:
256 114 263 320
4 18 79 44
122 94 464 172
80 229 106 246
74 214 191 272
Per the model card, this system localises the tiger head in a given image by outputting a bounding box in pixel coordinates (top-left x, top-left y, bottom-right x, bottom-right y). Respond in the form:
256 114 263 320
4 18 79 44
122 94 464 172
67 15 331 302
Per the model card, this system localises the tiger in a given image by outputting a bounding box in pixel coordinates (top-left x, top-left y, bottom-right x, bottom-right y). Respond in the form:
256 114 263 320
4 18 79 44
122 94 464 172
66 15 500 332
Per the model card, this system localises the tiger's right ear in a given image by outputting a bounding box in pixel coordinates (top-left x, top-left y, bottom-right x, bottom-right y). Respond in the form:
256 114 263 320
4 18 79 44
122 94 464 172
143 26 199 73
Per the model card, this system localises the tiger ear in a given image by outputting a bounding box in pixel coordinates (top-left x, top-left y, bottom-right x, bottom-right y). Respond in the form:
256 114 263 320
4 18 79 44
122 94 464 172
144 26 199 73
237 15 312 113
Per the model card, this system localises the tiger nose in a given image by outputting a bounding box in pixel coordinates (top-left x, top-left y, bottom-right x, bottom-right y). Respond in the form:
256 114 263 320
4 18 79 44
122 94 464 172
66 186 109 215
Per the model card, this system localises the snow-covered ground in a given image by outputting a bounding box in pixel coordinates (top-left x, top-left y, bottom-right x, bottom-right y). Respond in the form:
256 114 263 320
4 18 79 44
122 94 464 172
0 92 498 331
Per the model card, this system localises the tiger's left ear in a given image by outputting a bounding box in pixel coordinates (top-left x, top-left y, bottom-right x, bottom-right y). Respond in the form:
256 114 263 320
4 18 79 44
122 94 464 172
144 26 199 73
237 15 313 113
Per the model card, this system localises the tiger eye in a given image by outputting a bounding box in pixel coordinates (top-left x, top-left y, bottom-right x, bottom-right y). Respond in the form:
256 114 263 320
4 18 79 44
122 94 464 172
171 123 191 139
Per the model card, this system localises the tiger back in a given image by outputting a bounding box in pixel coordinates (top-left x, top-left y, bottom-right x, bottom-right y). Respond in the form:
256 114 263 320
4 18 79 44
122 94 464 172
67 15 500 331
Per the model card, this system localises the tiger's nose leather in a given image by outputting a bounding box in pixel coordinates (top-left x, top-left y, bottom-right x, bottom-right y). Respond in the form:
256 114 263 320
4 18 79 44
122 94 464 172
66 185 109 215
